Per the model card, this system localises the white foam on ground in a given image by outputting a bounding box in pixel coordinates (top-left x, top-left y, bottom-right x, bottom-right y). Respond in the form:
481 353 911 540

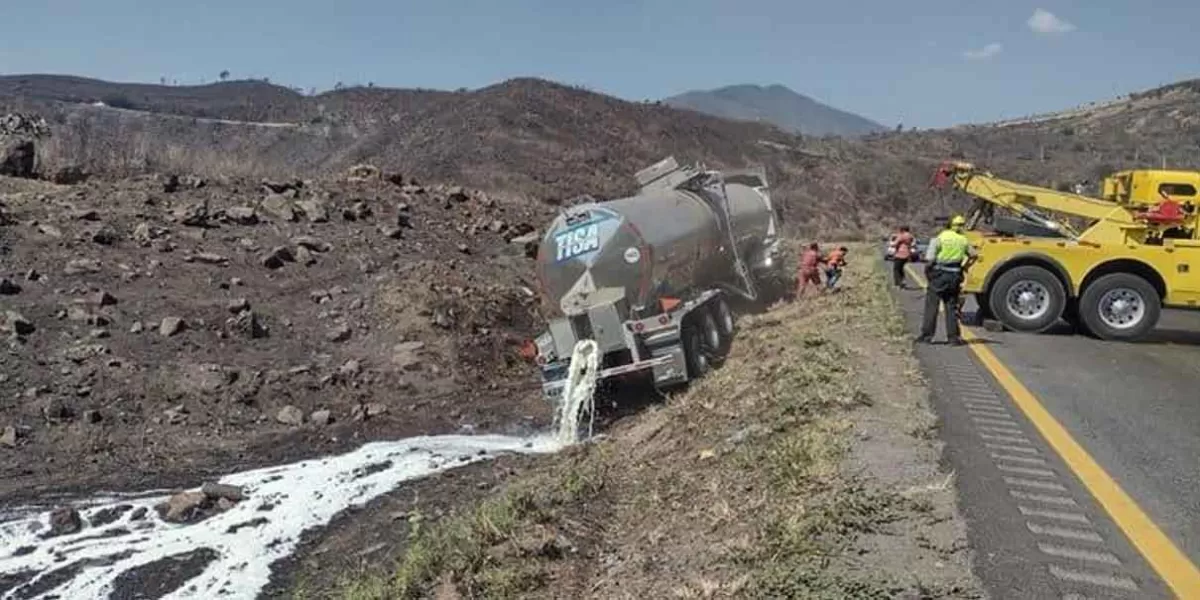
0 341 601 600
0 434 565 599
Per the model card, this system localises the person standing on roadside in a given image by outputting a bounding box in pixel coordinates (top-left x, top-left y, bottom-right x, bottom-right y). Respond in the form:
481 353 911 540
796 242 823 298
890 226 915 289
916 216 976 345
824 246 848 290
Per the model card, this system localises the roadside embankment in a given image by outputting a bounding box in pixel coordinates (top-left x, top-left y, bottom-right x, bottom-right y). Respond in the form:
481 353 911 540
297 244 984 599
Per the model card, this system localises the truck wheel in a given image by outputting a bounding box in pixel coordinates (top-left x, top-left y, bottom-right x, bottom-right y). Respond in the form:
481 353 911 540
682 324 710 379
712 298 735 355
1078 273 1160 341
988 265 1065 333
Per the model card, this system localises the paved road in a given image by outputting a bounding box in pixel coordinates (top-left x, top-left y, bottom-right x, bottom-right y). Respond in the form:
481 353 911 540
893 269 1200 599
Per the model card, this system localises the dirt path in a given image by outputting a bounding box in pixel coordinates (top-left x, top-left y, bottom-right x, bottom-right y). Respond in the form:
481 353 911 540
284 243 984 599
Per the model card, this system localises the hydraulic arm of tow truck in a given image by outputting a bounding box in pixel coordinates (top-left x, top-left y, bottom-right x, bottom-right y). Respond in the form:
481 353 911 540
929 161 1182 245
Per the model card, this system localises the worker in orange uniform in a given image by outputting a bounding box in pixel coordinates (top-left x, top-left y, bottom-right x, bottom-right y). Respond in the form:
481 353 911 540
824 246 848 290
889 225 915 289
796 242 823 298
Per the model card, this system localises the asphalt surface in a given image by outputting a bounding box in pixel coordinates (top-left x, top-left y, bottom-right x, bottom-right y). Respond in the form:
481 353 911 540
892 271 1200 599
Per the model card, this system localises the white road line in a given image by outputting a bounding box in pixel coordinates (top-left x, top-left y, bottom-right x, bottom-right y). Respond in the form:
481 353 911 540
986 443 1040 455
991 453 1049 466
1048 565 1139 591
1027 522 1105 543
1006 477 1069 492
972 417 1020 428
978 425 1027 436
998 464 1059 478
980 433 1034 445
1019 506 1092 525
1038 543 1123 566
1010 490 1079 507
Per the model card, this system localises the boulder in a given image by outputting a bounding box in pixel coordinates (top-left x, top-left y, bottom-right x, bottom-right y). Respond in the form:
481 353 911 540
0 138 36 178
159 316 186 337
260 194 297 222
276 405 304 426
46 507 83 537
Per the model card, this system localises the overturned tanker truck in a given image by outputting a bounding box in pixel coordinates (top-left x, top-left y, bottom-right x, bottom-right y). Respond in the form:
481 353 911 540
532 156 786 402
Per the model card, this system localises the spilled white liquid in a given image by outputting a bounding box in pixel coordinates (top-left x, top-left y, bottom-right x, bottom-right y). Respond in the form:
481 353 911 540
0 342 602 599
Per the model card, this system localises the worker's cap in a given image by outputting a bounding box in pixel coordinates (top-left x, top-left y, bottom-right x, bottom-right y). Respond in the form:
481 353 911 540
950 215 966 226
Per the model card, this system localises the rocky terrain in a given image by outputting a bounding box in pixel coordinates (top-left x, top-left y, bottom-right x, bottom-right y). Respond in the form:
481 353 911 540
0 165 557 503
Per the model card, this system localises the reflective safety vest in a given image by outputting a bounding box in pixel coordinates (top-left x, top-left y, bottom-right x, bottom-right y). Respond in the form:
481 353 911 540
934 229 970 267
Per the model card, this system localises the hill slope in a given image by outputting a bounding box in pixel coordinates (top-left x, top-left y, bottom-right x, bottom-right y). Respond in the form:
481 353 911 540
664 84 887 137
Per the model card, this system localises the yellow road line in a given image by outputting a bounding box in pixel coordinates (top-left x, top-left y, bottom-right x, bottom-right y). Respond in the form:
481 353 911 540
904 264 1200 599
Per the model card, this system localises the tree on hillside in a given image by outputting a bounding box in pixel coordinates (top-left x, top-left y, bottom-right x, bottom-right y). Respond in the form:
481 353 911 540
220 70 230 82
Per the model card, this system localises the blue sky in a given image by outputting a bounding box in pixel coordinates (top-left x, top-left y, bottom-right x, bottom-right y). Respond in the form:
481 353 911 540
1 0 1197 129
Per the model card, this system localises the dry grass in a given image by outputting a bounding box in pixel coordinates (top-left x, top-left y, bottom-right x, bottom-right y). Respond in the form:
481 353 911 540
309 242 972 599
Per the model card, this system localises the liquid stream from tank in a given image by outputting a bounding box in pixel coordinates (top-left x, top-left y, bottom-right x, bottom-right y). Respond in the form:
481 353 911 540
0 342 599 600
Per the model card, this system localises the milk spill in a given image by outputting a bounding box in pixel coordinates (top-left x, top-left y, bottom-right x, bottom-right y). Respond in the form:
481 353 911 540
0 343 600 600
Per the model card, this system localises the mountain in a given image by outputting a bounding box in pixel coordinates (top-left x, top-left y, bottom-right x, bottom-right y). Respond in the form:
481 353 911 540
663 84 888 138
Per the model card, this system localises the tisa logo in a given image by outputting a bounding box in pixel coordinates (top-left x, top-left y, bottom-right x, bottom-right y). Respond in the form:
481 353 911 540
554 222 602 262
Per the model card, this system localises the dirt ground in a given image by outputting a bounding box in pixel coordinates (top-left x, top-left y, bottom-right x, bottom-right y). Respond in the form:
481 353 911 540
0 170 557 503
284 244 985 599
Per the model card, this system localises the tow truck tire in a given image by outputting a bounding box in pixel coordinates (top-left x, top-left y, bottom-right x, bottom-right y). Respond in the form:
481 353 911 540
988 265 1065 333
1078 273 1160 342
682 324 710 380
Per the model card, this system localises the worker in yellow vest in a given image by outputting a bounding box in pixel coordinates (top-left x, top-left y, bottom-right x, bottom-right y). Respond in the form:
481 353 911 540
916 215 977 345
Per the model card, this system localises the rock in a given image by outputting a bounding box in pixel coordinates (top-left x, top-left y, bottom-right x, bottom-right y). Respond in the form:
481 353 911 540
64 258 101 275
396 212 413 229
90 227 119 245
393 341 425 370
91 291 117 306
52 165 90 185
70 208 100 221
347 164 381 181
24 269 41 282
156 491 208 523
164 405 189 425
260 246 294 269
227 298 250 313
327 323 352 343
1 311 34 335
366 402 388 417
489 220 507 233
380 225 403 239
130 507 148 521
62 343 109 363
339 359 362 378
201 482 246 502
187 252 229 265
0 278 21 295
510 231 539 245
456 243 470 254
295 245 316 266
225 311 267 339
296 199 329 223
343 202 371 221
262 179 302 194
159 316 186 337
129 321 144 334
260 194 297 222
0 138 36 178
447 187 470 203
39 397 73 422
173 201 209 226
36 223 63 238
81 409 103 424
46 507 83 538
310 410 332 426
276 405 304 426
132 222 167 245
292 236 331 252
224 206 259 225
1 426 17 448
310 290 332 304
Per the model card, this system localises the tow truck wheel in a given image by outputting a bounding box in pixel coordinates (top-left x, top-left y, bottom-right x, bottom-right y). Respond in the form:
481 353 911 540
1078 273 1160 341
682 324 710 379
988 265 1065 333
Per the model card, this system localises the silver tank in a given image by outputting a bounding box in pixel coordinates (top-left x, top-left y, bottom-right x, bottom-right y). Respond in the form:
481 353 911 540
536 166 775 318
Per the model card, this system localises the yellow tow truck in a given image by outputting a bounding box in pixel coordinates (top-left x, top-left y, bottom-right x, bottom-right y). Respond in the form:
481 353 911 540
930 161 1200 341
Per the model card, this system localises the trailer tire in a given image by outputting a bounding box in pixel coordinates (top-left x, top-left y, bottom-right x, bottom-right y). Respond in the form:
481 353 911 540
988 265 1065 333
682 324 710 379
1078 272 1160 341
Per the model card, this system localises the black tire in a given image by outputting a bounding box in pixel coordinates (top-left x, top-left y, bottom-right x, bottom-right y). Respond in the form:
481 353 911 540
711 297 735 355
988 265 1066 333
682 324 710 380
973 293 994 323
1077 273 1161 341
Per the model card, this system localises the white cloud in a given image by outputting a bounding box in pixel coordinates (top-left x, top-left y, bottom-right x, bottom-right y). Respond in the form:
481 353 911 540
1028 9 1076 34
963 43 1003 60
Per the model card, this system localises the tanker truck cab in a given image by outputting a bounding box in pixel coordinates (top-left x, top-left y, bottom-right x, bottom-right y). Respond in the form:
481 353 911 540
533 156 784 403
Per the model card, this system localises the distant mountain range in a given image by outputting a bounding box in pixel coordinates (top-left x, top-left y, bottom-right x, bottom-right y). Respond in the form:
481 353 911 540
663 84 887 138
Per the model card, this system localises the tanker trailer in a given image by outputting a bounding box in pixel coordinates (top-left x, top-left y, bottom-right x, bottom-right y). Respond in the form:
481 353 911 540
532 156 784 402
